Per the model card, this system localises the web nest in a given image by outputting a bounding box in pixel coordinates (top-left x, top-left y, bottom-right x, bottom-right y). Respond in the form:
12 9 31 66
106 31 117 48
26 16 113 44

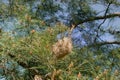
52 25 75 59
52 36 73 59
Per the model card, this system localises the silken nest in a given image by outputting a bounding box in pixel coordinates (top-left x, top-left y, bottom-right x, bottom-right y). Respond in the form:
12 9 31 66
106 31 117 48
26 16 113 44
52 25 74 59
52 37 73 59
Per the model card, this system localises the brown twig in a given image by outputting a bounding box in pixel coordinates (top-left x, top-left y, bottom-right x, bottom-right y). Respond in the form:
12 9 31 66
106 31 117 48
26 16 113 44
94 1 112 42
74 12 120 27
88 41 120 47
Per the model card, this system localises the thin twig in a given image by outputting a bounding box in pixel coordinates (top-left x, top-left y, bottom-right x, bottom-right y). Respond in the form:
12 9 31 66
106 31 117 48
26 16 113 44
94 1 112 42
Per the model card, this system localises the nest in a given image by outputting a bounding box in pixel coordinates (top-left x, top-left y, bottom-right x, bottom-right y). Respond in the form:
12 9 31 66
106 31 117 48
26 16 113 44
52 37 73 59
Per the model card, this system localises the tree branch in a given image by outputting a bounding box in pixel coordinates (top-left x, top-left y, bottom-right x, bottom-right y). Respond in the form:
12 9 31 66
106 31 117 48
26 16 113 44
94 2 112 42
89 41 120 47
74 12 120 27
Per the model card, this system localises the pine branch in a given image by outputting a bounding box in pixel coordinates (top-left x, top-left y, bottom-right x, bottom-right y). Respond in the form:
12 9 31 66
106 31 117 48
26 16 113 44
97 41 120 45
89 41 120 47
74 12 120 27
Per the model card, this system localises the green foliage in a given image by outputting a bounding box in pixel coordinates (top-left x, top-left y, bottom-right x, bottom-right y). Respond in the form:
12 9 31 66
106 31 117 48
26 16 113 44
0 0 120 80
0 24 120 79
0 24 68 79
